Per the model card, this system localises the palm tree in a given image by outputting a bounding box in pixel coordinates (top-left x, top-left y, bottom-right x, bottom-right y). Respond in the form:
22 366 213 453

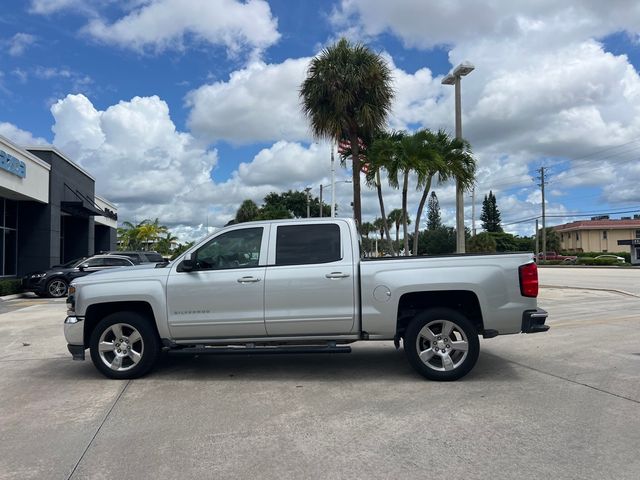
366 131 396 255
360 222 374 238
386 131 424 255
411 129 447 256
155 232 179 255
300 37 394 229
388 208 410 245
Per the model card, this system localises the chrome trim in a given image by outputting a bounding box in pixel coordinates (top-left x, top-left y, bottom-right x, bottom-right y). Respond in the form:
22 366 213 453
64 316 84 345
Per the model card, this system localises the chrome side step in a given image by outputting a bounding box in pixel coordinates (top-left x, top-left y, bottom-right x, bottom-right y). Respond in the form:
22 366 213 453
167 344 352 356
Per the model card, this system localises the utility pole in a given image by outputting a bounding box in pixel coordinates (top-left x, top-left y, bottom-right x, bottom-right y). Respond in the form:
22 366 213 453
538 167 547 260
330 144 336 218
535 218 539 258
319 184 323 218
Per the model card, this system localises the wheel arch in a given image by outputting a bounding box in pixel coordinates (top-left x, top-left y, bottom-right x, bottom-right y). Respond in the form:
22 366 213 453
84 301 158 347
395 290 484 340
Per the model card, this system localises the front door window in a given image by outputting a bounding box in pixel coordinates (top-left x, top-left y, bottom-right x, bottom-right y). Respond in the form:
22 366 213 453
194 227 263 270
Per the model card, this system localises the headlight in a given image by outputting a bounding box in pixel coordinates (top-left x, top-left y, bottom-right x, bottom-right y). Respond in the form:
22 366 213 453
31 273 46 278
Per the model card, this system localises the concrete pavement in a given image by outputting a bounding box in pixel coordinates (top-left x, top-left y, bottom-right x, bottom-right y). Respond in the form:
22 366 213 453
1 272 639 480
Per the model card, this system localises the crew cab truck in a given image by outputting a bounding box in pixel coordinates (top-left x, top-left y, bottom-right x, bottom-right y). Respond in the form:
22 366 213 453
64 218 549 381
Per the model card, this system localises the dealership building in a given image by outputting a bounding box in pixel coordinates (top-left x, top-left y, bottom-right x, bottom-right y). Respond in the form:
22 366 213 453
0 135 117 277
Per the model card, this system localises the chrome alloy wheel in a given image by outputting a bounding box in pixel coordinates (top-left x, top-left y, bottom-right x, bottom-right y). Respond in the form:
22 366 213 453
98 323 144 372
415 319 469 372
47 279 67 297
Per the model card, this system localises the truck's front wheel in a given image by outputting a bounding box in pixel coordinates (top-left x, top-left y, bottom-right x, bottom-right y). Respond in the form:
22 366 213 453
89 312 159 379
404 308 479 381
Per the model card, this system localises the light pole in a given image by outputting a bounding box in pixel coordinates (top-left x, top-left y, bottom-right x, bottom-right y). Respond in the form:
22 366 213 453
319 180 352 217
442 61 474 253
304 187 312 218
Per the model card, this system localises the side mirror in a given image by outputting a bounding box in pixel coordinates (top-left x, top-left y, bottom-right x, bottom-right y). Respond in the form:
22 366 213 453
79 264 89 272
181 253 195 272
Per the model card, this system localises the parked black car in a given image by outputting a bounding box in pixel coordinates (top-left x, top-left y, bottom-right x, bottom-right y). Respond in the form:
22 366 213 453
21 255 135 298
103 251 166 263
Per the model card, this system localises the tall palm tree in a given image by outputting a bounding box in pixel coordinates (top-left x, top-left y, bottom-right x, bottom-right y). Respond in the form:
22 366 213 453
300 37 394 229
411 129 447 256
388 208 410 245
386 131 424 255
366 131 396 254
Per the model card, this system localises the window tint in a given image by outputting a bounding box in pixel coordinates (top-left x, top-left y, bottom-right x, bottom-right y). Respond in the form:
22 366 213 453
105 258 132 267
276 224 341 266
85 258 106 267
194 227 263 270
144 252 165 262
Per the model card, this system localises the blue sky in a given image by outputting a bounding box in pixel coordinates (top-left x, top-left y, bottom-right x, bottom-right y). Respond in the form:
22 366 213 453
2 1 640 240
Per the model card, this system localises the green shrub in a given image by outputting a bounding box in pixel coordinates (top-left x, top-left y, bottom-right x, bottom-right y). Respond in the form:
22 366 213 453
0 279 21 296
537 260 565 265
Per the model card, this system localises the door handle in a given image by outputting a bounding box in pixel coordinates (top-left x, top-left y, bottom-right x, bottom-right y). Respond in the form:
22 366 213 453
325 272 350 279
237 276 261 283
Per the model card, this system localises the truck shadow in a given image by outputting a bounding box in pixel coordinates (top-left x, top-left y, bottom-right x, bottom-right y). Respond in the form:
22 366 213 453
149 346 521 383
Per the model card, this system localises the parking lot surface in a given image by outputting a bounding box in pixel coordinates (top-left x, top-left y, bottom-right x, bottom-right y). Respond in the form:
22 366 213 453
1 271 639 480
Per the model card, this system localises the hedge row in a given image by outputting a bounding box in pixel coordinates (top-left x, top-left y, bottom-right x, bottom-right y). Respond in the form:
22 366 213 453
573 251 631 262
0 279 22 296
576 257 626 266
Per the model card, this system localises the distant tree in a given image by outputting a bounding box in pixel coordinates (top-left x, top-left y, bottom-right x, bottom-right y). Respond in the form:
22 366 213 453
426 192 442 230
155 232 178 255
415 226 456 255
170 241 194 260
480 190 503 232
537 227 561 253
235 200 260 223
262 190 329 218
360 222 374 239
387 209 406 244
468 232 497 253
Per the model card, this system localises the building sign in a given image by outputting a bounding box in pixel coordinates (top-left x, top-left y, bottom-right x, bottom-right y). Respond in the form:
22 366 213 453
0 149 26 178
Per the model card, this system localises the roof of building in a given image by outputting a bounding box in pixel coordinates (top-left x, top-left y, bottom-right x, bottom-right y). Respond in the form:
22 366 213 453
553 219 640 231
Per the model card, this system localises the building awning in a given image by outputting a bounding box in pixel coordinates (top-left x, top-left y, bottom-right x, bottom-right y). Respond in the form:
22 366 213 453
61 201 105 218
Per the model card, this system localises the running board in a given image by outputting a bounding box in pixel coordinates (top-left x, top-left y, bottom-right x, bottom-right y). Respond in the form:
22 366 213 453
167 345 352 356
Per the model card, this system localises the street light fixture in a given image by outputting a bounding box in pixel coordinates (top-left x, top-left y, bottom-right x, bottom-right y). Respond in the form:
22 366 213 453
441 61 475 253
319 179 352 217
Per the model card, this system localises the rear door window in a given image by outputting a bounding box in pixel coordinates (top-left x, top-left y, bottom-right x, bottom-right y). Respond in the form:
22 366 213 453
275 224 341 266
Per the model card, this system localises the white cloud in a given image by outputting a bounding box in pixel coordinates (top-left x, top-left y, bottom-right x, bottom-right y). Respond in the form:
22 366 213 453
186 58 311 144
7 33 37 56
80 0 280 57
331 1 640 50
50 94 218 232
29 0 89 14
0 122 47 146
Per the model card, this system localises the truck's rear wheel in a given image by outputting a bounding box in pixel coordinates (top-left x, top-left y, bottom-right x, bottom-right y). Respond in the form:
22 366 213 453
404 308 479 381
89 311 159 379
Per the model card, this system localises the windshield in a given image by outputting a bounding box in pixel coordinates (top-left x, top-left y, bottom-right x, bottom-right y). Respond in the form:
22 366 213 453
53 257 88 268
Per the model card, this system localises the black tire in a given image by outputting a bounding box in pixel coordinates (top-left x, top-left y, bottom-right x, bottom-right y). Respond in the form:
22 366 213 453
45 278 68 298
404 308 480 381
89 311 159 379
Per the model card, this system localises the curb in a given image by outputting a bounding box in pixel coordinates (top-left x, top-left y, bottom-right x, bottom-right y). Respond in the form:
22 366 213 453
541 284 640 299
0 293 26 302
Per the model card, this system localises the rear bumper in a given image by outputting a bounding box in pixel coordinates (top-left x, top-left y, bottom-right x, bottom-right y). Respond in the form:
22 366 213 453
522 308 549 333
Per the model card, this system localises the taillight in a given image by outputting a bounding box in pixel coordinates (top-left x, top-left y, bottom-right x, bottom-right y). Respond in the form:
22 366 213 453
519 262 539 298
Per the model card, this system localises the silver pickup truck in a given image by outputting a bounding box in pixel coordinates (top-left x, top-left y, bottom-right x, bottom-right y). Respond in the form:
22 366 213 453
64 218 548 381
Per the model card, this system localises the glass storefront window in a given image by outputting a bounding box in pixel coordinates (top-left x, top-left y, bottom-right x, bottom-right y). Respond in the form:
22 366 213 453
0 198 18 277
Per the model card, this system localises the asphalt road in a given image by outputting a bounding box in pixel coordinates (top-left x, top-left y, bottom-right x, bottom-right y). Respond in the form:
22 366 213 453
1 271 639 480
540 265 640 296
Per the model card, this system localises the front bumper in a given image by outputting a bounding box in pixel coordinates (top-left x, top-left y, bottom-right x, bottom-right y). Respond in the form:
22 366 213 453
21 276 47 294
64 316 86 360
522 308 550 333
